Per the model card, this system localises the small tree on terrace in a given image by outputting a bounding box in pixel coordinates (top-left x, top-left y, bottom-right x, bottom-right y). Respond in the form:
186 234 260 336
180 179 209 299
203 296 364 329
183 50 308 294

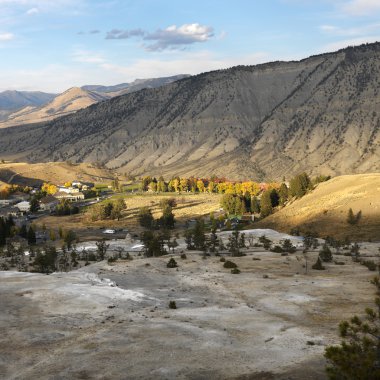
96 239 109 261
138 207 155 229
227 227 242 257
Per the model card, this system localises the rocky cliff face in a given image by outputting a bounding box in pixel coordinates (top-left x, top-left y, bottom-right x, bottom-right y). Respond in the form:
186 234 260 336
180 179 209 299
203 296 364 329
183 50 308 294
0 43 379 180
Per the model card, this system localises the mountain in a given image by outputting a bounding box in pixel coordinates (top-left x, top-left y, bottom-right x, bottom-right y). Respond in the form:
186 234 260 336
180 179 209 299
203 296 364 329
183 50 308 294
81 74 190 96
0 75 189 128
0 43 380 179
0 90 56 120
0 87 109 128
257 173 380 241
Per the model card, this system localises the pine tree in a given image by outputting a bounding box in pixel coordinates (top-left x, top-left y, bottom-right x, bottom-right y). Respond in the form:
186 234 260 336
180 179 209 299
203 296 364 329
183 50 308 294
251 196 260 214
324 277 380 379
260 190 273 218
278 183 289 205
27 226 36 245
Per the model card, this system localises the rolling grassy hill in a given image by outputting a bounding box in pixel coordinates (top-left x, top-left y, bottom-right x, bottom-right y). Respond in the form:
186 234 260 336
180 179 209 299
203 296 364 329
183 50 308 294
257 173 380 241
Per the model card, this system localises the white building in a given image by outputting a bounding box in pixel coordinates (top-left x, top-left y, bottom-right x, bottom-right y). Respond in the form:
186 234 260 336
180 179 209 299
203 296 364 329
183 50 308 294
54 192 85 202
15 201 31 213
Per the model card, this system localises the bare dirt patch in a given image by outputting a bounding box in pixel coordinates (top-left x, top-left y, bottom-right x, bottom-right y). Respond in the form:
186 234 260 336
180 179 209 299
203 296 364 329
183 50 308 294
0 246 376 379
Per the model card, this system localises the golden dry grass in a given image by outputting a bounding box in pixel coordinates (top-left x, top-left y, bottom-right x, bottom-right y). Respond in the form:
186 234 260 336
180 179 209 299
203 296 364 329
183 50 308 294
38 193 222 233
0 161 113 186
258 173 380 241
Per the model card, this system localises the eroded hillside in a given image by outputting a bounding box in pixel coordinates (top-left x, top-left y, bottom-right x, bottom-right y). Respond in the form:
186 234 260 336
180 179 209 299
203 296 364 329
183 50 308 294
0 43 379 179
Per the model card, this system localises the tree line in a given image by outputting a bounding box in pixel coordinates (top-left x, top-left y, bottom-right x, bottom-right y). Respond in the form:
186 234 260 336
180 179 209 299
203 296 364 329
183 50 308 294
220 172 330 218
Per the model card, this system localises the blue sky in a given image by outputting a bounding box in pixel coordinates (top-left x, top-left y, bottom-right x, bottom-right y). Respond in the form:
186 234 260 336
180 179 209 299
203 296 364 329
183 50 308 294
1 0 380 92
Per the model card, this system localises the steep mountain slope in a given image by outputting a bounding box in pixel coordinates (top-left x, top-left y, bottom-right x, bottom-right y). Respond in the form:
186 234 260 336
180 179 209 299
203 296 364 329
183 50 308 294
0 43 379 179
257 173 380 241
0 87 109 128
0 90 56 120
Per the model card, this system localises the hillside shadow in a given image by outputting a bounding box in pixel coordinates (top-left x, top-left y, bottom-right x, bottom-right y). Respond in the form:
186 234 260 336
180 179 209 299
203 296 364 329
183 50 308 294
0 168 44 187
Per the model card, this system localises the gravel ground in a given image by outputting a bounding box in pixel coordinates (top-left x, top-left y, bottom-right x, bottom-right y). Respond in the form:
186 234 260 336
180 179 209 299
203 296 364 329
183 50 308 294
0 241 377 380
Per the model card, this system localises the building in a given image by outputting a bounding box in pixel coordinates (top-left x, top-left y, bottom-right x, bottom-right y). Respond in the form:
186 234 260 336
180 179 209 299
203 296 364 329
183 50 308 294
54 192 85 202
39 195 59 212
15 201 31 213
0 206 20 218
0 199 17 208
57 186 80 194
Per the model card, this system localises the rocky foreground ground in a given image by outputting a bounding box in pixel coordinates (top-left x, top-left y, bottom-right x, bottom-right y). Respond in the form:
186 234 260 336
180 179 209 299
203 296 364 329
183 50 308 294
0 244 377 380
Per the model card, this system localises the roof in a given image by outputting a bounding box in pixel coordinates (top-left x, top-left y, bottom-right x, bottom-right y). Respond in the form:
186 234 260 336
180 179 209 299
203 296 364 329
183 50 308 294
54 191 84 197
40 195 59 204
15 201 30 206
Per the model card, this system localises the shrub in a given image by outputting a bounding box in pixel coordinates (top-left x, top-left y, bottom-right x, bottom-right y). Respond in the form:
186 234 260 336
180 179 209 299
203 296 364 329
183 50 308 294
319 244 333 262
180 253 187 259
167 258 178 268
168 300 177 309
231 268 241 274
271 245 283 253
223 260 237 269
220 257 226 262
361 260 377 271
281 239 297 253
107 256 117 264
312 256 325 270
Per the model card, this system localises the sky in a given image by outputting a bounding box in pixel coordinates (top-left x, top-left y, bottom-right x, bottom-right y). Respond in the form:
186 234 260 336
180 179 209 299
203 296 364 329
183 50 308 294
1 0 380 92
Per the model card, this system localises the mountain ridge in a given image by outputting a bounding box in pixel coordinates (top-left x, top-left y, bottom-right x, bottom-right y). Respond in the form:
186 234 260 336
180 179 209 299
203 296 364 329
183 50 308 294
0 42 379 180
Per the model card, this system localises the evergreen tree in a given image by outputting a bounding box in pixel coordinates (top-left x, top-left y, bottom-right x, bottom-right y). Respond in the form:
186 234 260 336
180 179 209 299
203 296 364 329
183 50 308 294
289 172 311 198
193 219 206 250
227 227 242 256
260 190 273 218
324 277 380 379
319 244 333 262
251 196 260 214
19 224 27 238
269 188 280 207
138 207 155 229
30 197 40 213
27 226 36 245
278 183 289 205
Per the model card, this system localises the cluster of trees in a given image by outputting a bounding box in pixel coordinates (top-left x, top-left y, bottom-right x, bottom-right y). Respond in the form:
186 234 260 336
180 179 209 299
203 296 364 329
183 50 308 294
184 220 246 256
140 175 274 196
56 199 79 216
138 199 177 257
41 183 58 195
138 198 176 230
0 217 36 246
220 172 330 218
0 184 31 199
89 198 126 221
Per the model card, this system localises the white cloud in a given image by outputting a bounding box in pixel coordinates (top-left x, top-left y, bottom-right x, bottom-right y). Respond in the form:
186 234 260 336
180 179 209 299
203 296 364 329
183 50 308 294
26 7 39 15
342 0 380 15
106 23 215 51
0 32 14 41
144 23 214 51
